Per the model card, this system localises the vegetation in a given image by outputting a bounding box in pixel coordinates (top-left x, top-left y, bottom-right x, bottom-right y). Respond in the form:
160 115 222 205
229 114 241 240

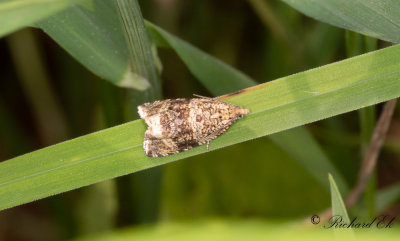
0 0 400 240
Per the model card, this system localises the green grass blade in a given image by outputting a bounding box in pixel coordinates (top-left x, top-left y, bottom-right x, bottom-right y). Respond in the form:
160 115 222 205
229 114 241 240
281 0 400 43
346 31 378 218
36 1 149 91
0 0 85 38
328 174 350 222
328 174 355 238
145 21 256 96
114 0 160 98
111 0 163 225
147 21 345 193
1 44 400 210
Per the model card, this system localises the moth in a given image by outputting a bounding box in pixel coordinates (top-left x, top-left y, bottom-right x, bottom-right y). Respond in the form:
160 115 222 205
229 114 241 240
138 96 249 157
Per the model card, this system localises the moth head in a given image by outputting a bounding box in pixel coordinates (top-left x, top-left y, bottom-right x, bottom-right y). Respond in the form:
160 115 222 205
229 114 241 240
137 105 148 118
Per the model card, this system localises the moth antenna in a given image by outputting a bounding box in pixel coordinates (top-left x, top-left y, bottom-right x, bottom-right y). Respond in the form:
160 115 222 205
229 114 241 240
193 94 213 99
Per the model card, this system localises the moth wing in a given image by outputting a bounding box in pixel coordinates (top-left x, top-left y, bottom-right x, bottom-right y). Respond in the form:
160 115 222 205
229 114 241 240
144 138 199 157
197 120 234 145
137 100 166 119
138 98 190 118
144 138 178 157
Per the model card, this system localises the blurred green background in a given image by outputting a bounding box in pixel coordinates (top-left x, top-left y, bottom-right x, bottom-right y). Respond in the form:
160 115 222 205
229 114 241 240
1 0 400 240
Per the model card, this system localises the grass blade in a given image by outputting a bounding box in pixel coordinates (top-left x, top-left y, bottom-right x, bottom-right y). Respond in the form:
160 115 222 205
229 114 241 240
147 22 345 192
328 174 354 238
36 1 149 91
114 0 160 98
329 174 350 222
282 0 400 43
0 0 85 38
145 21 256 96
1 43 400 210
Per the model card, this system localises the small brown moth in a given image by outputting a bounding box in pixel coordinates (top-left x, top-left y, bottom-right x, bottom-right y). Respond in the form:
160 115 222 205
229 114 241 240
138 96 249 157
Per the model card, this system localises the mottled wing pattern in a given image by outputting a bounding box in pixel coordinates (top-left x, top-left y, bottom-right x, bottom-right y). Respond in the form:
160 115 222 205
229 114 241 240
137 100 169 118
197 118 238 145
143 138 200 157
143 139 177 157
138 98 249 157
189 98 245 145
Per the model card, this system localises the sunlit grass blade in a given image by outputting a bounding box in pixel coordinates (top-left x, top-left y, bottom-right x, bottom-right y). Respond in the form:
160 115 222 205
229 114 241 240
146 21 345 192
1 43 400 210
0 0 86 38
282 0 400 43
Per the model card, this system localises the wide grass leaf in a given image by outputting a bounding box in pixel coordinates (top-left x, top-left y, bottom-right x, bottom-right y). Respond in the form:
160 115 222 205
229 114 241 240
0 0 85 38
146 21 346 192
36 0 150 91
282 0 400 43
28 0 341 204
1 43 400 210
